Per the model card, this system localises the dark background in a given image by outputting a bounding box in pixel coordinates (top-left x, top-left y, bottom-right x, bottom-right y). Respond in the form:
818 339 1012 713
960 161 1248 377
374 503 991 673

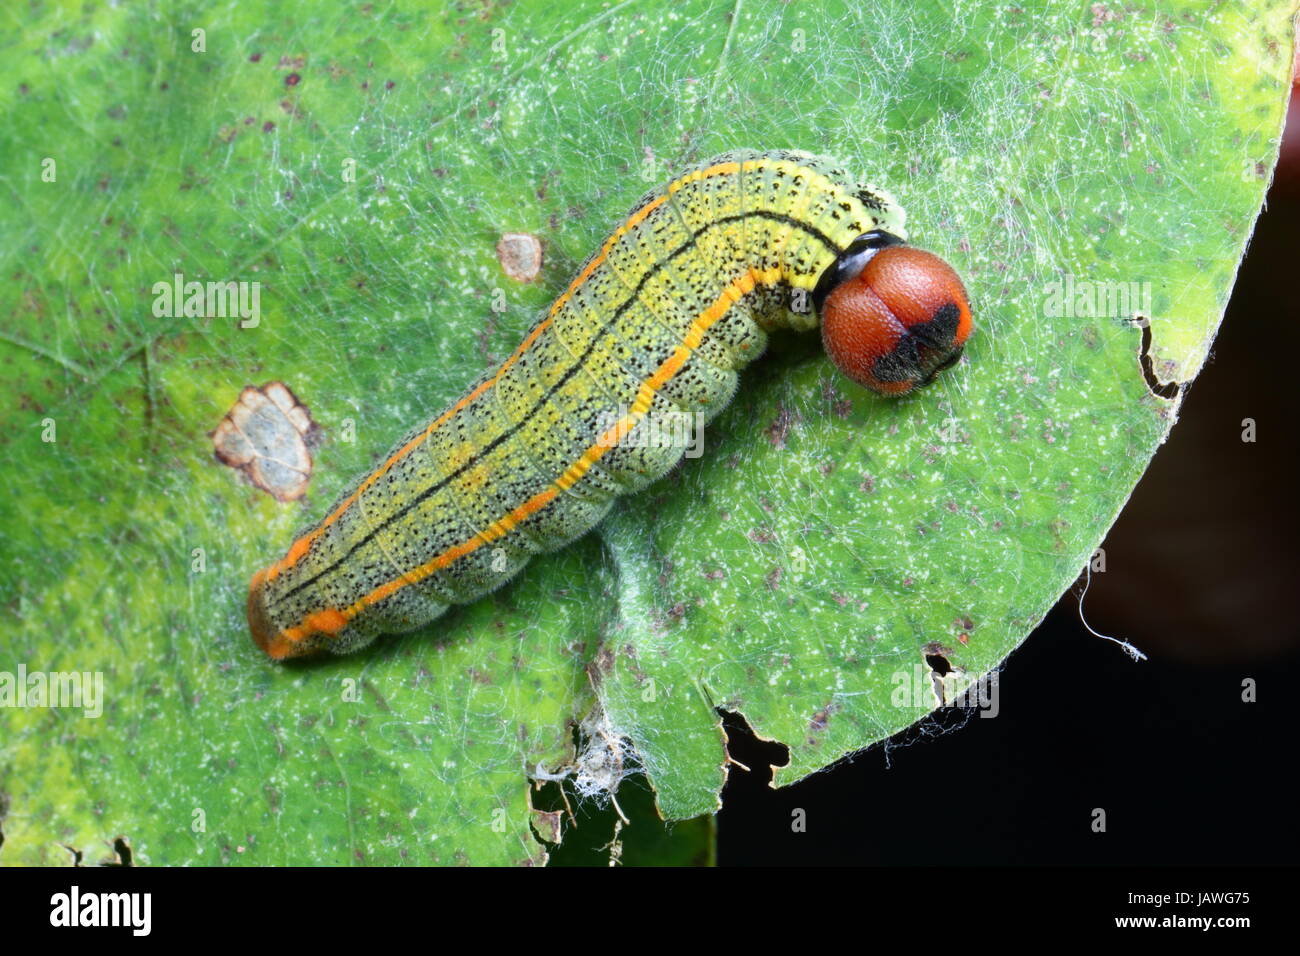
715 87 1300 866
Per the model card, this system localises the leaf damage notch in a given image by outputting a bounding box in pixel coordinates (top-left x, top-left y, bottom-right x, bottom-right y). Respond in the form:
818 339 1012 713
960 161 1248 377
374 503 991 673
525 784 565 852
718 708 790 790
1133 319 1181 400
922 642 968 706
211 382 320 501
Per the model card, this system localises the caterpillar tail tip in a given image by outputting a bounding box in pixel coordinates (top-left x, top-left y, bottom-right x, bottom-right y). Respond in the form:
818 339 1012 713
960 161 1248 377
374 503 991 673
248 567 294 660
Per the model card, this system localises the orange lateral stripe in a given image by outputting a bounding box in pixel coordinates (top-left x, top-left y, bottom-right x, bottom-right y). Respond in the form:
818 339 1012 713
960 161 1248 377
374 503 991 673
265 159 747 581
276 263 783 648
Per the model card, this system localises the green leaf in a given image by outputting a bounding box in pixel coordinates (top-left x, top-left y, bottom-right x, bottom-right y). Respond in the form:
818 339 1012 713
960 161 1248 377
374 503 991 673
1 0 1292 864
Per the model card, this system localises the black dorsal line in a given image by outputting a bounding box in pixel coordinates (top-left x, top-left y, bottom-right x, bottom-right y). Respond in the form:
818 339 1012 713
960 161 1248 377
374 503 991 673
273 210 844 607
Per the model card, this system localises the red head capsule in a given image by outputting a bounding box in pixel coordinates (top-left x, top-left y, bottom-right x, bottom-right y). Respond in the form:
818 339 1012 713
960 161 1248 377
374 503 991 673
819 237 973 396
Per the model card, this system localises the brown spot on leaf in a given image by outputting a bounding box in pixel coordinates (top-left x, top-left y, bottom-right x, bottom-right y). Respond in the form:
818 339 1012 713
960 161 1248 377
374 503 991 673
496 232 543 282
211 382 319 502
809 703 835 733
587 645 616 683
765 404 795 448
953 615 975 645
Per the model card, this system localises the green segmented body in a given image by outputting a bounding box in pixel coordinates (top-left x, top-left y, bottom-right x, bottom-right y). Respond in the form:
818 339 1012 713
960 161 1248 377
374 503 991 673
248 149 906 659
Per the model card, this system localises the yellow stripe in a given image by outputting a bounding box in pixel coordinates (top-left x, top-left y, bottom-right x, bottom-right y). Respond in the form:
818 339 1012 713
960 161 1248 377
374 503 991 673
265 159 748 582
279 263 786 647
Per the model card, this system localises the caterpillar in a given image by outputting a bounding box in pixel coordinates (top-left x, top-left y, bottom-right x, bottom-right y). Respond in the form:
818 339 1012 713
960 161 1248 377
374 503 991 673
248 149 973 660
